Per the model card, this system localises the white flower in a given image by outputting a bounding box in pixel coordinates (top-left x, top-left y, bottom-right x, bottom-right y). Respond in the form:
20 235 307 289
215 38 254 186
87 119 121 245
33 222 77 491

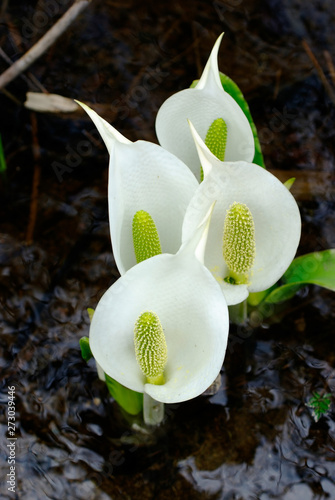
89 209 229 404
155 33 255 180
76 101 198 274
182 122 301 305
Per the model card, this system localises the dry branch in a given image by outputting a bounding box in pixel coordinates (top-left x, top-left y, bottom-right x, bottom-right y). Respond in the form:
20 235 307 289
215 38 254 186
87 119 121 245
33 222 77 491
0 0 91 90
302 39 335 106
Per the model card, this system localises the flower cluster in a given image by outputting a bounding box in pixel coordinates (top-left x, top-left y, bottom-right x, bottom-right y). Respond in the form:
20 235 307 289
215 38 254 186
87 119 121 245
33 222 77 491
78 34 301 421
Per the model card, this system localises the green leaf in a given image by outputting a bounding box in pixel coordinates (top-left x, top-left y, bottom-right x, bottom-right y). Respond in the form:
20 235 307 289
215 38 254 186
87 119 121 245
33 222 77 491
265 249 335 303
79 336 93 362
307 392 332 422
0 134 7 174
283 177 295 190
87 307 94 322
105 374 143 416
190 73 265 169
264 283 303 303
219 73 265 169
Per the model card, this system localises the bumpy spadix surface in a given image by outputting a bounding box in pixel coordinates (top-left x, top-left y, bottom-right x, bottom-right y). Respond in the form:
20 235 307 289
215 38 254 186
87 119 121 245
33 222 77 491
155 33 254 180
182 121 301 305
223 202 255 279
201 118 227 181
134 312 167 384
77 101 198 275
205 118 227 162
89 210 229 403
132 210 162 263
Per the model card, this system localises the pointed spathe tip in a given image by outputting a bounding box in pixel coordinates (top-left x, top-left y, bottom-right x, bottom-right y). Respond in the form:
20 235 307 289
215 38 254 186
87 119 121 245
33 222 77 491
187 120 213 178
196 33 225 91
76 100 131 153
179 200 216 264
215 32 225 49
194 201 216 263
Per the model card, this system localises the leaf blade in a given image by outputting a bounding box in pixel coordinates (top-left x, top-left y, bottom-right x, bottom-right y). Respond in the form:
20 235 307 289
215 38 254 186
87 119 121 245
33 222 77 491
219 72 265 169
265 249 335 303
105 374 143 415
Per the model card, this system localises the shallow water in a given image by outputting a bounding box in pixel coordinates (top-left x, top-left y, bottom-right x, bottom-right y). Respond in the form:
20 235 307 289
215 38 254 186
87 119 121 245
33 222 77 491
0 0 335 498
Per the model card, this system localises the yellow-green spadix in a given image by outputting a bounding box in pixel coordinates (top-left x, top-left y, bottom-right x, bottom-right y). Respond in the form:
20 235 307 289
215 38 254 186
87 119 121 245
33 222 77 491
89 206 229 404
76 101 198 275
182 121 301 305
134 311 167 385
132 210 162 263
200 117 228 181
223 202 256 284
155 33 255 181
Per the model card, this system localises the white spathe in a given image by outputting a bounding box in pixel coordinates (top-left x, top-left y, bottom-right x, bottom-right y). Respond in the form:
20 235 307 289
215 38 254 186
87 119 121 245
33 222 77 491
76 101 198 275
89 209 229 404
182 122 301 305
155 33 255 180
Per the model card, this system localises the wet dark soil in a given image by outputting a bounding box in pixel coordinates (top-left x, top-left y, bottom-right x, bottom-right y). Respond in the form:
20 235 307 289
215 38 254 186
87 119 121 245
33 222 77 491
0 0 335 499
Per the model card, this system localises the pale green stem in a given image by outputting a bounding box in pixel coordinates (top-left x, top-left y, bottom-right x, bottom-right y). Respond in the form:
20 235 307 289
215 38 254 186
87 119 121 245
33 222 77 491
143 392 164 426
229 299 248 325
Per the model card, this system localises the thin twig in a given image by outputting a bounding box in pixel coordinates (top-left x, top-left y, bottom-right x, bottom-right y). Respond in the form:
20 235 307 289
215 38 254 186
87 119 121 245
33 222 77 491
324 50 335 88
0 48 48 93
0 87 21 105
302 39 335 105
0 0 92 90
26 113 41 244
